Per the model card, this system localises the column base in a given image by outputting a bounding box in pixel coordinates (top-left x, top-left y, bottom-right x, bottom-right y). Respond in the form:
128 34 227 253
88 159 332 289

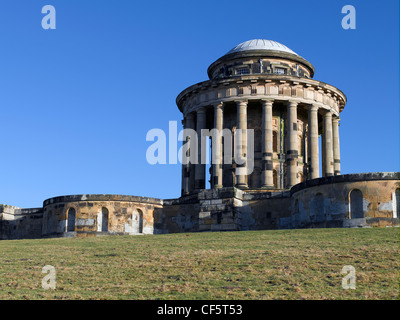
235 184 249 189
194 179 206 190
261 185 275 189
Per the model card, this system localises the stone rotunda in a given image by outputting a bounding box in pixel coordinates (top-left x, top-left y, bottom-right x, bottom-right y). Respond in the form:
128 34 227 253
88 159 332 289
177 39 346 195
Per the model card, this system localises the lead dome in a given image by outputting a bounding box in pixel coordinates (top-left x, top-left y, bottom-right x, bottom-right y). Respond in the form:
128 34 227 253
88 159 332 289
226 39 298 56
207 38 315 80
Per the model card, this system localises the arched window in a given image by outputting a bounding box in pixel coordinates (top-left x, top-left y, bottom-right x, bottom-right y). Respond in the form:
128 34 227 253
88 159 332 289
67 208 76 232
101 207 109 232
138 209 144 234
350 189 363 219
393 189 400 219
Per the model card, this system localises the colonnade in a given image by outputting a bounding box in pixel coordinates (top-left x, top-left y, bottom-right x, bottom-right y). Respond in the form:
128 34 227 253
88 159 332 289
181 100 341 195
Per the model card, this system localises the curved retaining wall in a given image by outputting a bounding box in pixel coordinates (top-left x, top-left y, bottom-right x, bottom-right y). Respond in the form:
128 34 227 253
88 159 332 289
280 172 400 229
42 194 163 237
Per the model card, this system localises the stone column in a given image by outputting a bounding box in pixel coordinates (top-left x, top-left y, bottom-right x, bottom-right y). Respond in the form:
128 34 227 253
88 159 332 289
195 107 207 190
261 99 274 188
332 116 341 176
212 102 224 188
185 113 195 194
235 100 248 189
286 101 299 188
307 104 320 179
181 117 187 196
322 110 334 177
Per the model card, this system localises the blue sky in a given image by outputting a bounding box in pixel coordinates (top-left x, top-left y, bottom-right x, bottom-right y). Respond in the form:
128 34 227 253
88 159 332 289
0 0 398 208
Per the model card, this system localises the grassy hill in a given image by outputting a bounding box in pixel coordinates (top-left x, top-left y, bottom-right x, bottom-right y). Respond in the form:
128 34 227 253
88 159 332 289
0 227 398 300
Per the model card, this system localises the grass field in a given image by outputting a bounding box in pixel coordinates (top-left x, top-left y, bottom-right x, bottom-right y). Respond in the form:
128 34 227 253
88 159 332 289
0 227 398 300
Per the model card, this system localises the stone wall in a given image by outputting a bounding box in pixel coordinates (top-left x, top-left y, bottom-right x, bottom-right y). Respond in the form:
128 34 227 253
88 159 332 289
283 172 400 229
160 188 292 233
42 194 163 238
159 194 199 234
0 205 43 240
241 190 291 230
0 195 163 240
160 173 399 233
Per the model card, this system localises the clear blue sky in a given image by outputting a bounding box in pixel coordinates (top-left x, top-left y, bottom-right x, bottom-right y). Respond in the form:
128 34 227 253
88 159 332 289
0 0 398 208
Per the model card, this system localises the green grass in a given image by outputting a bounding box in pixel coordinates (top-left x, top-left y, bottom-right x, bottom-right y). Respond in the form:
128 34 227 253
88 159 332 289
0 228 398 300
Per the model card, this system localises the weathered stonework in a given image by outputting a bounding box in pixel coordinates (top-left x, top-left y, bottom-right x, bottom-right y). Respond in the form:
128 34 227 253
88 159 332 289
41 195 163 238
0 205 43 240
284 172 400 229
0 40 398 240
0 196 163 239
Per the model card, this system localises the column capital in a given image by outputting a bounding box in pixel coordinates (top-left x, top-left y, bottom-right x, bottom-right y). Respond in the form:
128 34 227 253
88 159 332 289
186 112 195 120
261 98 274 106
332 116 340 123
196 107 207 114
307 104 319 112
287 100 298 107
322 108 333 116
213 101 224 109
235 99 248 106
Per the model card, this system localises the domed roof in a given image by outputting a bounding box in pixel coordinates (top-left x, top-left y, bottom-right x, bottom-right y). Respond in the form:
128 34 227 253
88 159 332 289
225 39 298 56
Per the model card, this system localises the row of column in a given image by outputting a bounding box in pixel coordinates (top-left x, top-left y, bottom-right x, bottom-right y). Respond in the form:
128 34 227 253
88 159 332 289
181 100 341 195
